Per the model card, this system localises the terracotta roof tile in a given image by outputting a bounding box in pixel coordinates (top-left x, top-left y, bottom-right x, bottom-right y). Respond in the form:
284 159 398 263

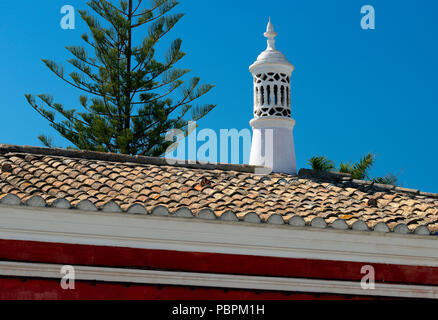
0 145 437 235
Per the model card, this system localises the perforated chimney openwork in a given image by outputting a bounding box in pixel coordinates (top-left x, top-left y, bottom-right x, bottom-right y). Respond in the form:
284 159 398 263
253 72 291 119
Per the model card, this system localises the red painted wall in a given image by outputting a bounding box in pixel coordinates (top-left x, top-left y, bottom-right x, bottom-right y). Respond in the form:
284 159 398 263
0 239 436 286
0 239 432 300
0 278 376 300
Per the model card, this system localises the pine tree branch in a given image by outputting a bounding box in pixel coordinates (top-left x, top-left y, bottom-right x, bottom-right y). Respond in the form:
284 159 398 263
67 59 104 88
140 84 195 133
132 0 143 15
131 0 162 17
66 46 100 68
36 94 90 127
131 12 165 28
134 46 184 91
130 76 185 104
99 0 128 17
87 4 124 46
26 95 82 137
138 81 182 105
42 59 109 98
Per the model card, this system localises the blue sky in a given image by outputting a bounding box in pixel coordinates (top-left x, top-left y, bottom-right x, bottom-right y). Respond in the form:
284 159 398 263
0 0 437 192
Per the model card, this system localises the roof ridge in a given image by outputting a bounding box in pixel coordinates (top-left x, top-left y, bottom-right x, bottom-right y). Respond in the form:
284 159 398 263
1 144 437 198
0 144 268 175
298 168 438 199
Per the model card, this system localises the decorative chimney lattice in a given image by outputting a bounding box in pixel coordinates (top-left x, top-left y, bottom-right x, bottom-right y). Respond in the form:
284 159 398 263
253 72 291 118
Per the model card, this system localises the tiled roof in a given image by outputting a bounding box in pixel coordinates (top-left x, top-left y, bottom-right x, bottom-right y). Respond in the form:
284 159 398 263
0 144 437 235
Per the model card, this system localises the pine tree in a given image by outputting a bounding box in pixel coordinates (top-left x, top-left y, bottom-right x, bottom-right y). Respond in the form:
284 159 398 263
25 0 215 156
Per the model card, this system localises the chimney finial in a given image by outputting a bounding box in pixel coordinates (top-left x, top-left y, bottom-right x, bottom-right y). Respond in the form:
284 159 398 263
264 18 277 50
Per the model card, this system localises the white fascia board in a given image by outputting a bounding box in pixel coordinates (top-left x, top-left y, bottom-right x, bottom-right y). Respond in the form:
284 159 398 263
1 261 437 299
0 205 437 267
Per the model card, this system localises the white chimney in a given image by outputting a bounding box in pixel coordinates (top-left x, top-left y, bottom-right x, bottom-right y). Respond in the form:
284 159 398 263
249 19 297 175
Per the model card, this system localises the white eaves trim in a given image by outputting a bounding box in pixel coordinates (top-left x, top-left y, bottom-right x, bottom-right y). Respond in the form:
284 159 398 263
0 261 437 299
0 205 438 267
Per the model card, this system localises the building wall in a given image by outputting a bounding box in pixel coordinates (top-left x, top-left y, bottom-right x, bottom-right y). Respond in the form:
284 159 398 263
1 206 437 300
0 239 435 300
0 278 378 300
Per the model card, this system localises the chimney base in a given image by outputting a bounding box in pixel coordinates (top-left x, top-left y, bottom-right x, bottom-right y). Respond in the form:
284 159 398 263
249 117 296 175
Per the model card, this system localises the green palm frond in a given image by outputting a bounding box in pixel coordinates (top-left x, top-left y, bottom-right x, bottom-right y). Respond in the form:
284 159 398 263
339 161 354 174
373 174 398 185
351 153 374 180
309 153 400 186
308 156 335 171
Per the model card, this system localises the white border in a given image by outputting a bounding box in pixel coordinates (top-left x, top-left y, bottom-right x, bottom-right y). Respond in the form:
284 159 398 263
1 261 437 299
0 205 438 267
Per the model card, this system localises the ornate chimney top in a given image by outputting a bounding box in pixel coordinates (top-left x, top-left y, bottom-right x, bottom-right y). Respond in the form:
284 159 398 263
250 19 293 70
249 19 297 175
